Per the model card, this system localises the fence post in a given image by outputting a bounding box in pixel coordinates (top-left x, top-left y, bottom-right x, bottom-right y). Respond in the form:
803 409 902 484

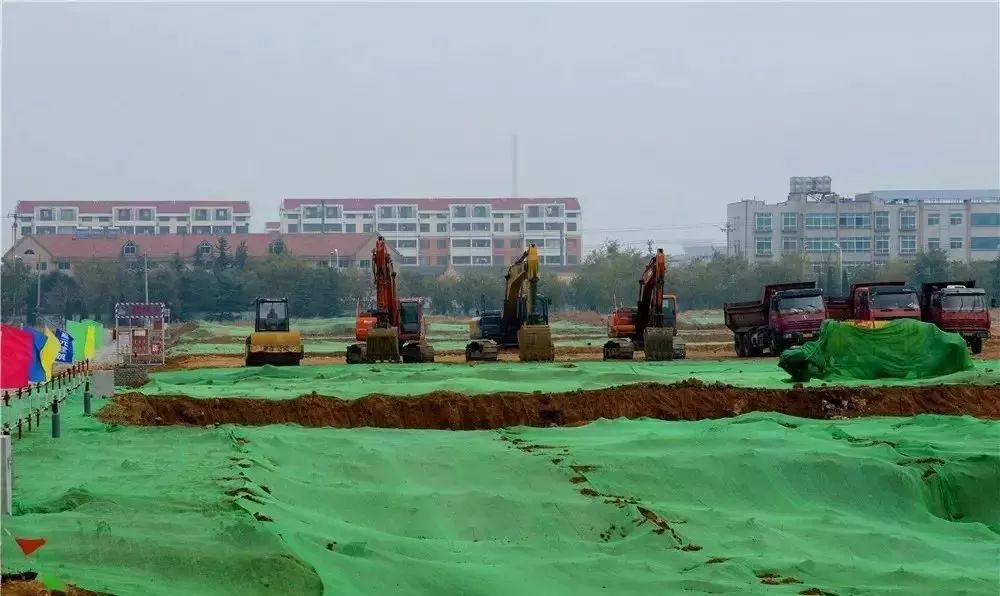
1 433 11 515
83 381 92 415
51 400 61 439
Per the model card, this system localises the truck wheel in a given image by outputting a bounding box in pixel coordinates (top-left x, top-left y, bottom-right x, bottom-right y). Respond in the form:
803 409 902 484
969 337 983 355
734 334 745 357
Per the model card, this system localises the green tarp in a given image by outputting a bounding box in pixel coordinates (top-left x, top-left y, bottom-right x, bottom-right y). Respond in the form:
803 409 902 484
779 319 975 382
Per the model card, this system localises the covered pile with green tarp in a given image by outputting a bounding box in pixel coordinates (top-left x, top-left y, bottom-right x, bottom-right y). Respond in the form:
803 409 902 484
779 318 975 382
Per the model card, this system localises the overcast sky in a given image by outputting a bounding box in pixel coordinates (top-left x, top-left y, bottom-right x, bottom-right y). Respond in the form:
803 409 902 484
3 2 998 251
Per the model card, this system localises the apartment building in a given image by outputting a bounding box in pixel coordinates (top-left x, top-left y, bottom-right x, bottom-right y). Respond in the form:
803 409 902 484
279 198 583 267
727 184 1000 267
12 201 252 239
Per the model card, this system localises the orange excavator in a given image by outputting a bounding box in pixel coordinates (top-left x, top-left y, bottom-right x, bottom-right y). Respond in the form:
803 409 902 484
346 237 435 364
604 248 676 360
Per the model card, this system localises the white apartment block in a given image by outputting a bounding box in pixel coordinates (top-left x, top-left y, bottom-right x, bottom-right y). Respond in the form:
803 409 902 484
278 198 583 267
13 201 252 239
727 186 1000 268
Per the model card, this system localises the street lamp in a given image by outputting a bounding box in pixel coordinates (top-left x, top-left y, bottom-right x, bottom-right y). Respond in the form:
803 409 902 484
329 249 339 268
832 243 844 296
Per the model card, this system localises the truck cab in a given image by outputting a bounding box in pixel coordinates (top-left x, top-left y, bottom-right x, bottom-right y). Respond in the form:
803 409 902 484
827 282 920 323
920 281 990 354
725 282 826 356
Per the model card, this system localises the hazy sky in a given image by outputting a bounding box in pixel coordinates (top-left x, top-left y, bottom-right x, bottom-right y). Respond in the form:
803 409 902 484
3 2 998 251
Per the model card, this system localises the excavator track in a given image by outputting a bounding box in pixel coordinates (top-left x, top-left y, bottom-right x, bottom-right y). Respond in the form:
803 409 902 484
642 327 674 361
517 324 555 362
366 327 402 363
466 340 500 362
401 341 435 363
603 338 635 360
345 343 367 364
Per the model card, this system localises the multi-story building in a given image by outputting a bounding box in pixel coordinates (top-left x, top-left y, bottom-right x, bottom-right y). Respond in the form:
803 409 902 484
278 197 583 267
11 200 252 239
727 182 1000 268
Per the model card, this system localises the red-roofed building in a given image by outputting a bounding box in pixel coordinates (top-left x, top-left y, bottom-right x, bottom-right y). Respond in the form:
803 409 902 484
11 200 252 241
3 232 396 276
278 197 582 267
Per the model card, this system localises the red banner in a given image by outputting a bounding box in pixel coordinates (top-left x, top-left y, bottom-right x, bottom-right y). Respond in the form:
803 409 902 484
0 324 32 389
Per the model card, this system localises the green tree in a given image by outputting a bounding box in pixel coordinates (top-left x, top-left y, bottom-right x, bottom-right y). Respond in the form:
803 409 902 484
911 248 951 286
214 236 232 271
1 259 32 321
268 238 287 255
234 241 249 269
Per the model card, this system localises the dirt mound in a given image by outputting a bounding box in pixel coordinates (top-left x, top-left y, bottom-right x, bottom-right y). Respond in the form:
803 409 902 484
1 574 108 596
99 382 1000 430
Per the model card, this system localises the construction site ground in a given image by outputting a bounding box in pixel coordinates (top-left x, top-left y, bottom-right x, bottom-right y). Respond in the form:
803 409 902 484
4 314 999 596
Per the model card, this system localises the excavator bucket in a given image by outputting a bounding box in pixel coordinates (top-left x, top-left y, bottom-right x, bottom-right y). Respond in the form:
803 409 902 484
603 338 635 360
366 327 401 363
245 331 304 367
466 340 500 362
643 327 674 361
517 324 554 362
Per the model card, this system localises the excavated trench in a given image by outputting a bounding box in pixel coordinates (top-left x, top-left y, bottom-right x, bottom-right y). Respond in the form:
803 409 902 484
98 381 1000 430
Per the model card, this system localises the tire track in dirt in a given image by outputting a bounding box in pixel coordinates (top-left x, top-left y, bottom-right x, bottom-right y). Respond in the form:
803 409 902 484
98 381 1000 430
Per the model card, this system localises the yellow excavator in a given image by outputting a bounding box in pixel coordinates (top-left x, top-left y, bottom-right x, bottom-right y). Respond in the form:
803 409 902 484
467 243 554 362
245 297 304 366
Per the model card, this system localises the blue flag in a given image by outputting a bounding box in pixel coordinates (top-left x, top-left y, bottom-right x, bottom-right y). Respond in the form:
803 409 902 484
55 328 74 364
27 327 47 383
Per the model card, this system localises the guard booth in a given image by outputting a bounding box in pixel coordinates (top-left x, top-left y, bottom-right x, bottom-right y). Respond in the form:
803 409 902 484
114 302 169 366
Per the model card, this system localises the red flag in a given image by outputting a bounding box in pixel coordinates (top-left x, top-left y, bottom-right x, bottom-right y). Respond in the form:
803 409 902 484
15 537 46 557
0 324 32 389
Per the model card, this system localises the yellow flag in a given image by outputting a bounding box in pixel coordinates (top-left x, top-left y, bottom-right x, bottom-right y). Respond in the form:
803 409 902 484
41 327 60 381
84 325 96 359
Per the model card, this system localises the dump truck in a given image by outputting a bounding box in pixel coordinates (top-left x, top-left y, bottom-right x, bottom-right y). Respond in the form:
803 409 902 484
467 244 554 362
919 281 991 354
244 297 304 366
824 282 920 325
724 282 826 357
346 237 434 364
604 249 681 360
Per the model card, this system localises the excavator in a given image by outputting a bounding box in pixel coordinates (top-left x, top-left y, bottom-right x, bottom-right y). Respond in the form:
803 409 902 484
604 248 679 360
466 243 554 362
245 297 304 366
346 237 435 364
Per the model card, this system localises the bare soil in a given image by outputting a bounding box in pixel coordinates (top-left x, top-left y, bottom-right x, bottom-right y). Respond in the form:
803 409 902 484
0 577 107 596
99 381 1000 430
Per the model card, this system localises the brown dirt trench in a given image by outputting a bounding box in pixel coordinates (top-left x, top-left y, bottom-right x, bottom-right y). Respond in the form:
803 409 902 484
99 381 1000 430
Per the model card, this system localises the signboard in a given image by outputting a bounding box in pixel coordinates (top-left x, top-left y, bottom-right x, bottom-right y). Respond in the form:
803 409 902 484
115 302 166 319
790 176 832 194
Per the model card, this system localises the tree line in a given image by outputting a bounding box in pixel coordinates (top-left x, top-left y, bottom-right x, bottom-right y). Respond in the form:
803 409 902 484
3 237 998 324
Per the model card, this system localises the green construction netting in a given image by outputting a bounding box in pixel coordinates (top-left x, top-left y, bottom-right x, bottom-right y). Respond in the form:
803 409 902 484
135 359 1000 400
4 407 998 595
779 319 975 382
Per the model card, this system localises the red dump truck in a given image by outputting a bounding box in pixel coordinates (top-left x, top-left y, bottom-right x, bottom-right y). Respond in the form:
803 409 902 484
724 282 827 357
824 282 921 323
920 281 991 354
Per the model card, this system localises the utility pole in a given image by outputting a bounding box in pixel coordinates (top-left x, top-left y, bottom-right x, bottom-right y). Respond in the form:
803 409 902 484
320 200 327 234
144 253 149 302
646 239 654 256
720 221 734 256
510 135 519 198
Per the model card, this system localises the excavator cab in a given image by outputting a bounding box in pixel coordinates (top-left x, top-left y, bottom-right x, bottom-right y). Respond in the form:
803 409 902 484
245 298 304 366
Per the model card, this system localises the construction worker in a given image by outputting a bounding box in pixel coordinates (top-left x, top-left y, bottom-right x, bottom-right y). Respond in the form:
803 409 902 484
266 306 279 330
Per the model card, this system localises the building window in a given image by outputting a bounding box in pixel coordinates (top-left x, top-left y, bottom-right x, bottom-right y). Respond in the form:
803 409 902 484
346 224 357 233
21 226 32 236
437 239 447 249
473 256 492 265
399 223 417 232
874 211 889 230
419 239 430 249
804 213 836 229
176 216 188 222
420 223 430 233
362 224 373 233
754 213 772 231
950 238 963 249
839 237 871 252
359 260 371 269
57 262 71 271
510 223 521 232
122 241 138 256
379 207 394 219
545 222 564 231
39 209 54 221
452 239 471 248
197 241 213 256
137 208 153 221
874 237 890 254
157 216 170 222
782 238 798 251
900 212 916 230
472 223 490 231
177 226 188 235
326 206 341 218
304 207 320 219
804 238 837 252
215 209 229 220
493 212 504 219
194 209 209 221
927 237 940 251
494 223 504 233
395 207 413 219
324 223 343 233
473 206 488 218
396 240 417 249
566 223 577 232
288 224 299 233
970 213 1000 226
436 255 448 266
419 213 430 219
544 238 561 248
452 256 471 265
950 212 963 226
782 212 798 230
211 226 231 234
755 238 772 256
970 237 1000 250
839 213 869 228
37 262 47 271
495 239 505 249
155 225 170 233
377 223 397 232
436 223 448 233
545 205 563 217
526 222 544 231
400 256 417 265
452 206 468 218
136 226 156 235
453 223 471 232
346 213 357 219
236 226 249 234
472 239 491 248
526 206 541 218
286 213 299 220
58 208 75 221
117 208 132 221
510 239 522 249
900 236 917 254
927 213 940 226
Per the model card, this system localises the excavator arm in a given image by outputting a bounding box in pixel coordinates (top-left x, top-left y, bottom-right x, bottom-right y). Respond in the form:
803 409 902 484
635 249 666 333
371 237 400 329
604 249 675 361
